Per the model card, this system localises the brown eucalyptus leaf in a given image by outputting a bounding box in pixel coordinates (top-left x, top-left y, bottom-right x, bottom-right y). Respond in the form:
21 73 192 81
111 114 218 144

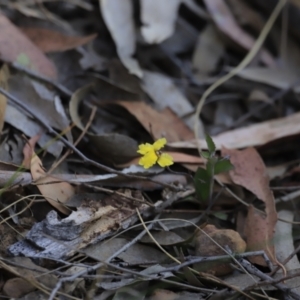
0 13 56 78
23 135 74 215
21 27 97 53
222 147 277 266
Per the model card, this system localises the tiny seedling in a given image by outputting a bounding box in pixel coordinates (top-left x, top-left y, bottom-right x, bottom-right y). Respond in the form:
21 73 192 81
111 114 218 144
194 134 234 202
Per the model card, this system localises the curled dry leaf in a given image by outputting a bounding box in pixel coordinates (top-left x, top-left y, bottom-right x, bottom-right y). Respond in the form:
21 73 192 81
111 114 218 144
222 147 277 266
23 135 74 215
194 224 246 276
69 82 138 164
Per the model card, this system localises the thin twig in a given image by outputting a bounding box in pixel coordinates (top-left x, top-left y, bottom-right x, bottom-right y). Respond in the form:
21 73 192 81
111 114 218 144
104 261 217 294
269 243 300 277
156 251 267 274
237 258 300 300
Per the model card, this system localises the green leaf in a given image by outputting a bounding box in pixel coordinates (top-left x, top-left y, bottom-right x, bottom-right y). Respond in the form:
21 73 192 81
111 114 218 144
212 211 228 221
214 159 234 174
194 167 211 202
205 134 216 155
206 159 215 177
201 151 210 159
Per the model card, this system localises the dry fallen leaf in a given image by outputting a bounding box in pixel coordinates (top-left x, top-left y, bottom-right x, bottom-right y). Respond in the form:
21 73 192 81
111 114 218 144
69 82 138 164
203 0 274 66
222 147 277 266
7 74 72 157
119 151 204 168
275 210 300 271
227 0 265 32
142 70 198 132
237 67 300 92
100 0 143 77
20 27 97 53
23 135 74 215
108 62 200 133
169 111 300 150
0 13 57 78
192 24 225 79
117 101 194 142
83 237 168 264
140 0 181 44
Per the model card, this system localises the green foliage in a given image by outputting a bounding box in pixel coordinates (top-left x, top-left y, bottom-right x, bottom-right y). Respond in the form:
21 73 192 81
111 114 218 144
194 167 211 202
200 151 210 159
205 133 216 156
194 134 234 202
214 159 234 174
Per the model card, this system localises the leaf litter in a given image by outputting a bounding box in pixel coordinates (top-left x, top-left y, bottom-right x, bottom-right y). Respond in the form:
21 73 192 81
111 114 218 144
1 1 300 299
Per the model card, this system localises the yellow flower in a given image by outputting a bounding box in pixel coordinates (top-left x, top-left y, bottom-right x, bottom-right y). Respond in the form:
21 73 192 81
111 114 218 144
137 138 174 169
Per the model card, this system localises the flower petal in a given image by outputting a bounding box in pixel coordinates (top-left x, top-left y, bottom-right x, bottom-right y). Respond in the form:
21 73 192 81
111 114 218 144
153 138 167 150
138 151 158 169
137 143 154 155
157 153 174 167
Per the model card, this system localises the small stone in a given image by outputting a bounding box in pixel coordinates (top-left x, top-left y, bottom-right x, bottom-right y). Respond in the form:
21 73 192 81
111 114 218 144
194 224 246 276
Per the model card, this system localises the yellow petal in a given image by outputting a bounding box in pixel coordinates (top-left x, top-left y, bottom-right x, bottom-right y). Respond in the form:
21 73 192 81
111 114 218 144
137 143 154 155
138 151 158 169
153 138 167 150
157 153 174 167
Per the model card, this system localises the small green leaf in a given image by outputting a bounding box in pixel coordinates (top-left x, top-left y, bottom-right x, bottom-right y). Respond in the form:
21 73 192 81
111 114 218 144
206 159 216 177
201 151 210 159
212 211 228 221
214 159 234 174
194 167 211 202
205 134 216 155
